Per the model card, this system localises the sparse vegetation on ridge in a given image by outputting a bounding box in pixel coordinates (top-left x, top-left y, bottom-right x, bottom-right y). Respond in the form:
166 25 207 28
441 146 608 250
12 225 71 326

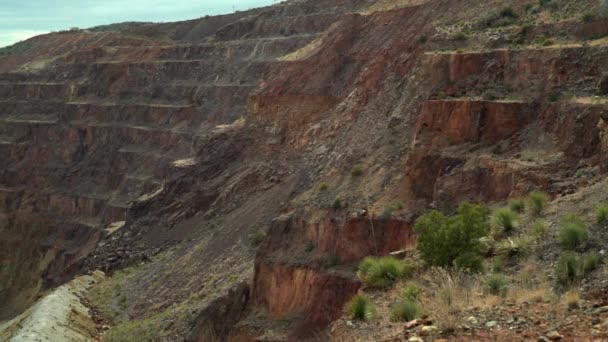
558 214 588 250
348 294 375 320
527 191 549 216
357 256 409 288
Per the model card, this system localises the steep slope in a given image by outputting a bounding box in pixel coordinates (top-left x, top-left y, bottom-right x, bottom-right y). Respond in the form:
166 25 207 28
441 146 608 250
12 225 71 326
2 0 608 341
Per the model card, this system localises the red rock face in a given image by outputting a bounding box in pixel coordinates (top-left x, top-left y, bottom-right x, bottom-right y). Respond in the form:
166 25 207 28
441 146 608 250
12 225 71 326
414 100 534 148
252 263 360 326
539 103 604 159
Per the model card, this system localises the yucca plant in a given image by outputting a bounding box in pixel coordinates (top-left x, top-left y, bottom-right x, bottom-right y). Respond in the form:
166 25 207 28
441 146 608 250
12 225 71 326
357 256 405 288
555 253 581 288
484 273 509 296
581 252 601 275
595 203 608 225
531 219 549 239
559 214 588 251
527 191 549 216
509 198 525 213
494 208 519 235
348 294 375 321
390 299 423 322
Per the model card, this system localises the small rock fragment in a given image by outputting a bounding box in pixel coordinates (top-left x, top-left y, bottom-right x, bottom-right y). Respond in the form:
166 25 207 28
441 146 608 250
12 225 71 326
546 330 563 341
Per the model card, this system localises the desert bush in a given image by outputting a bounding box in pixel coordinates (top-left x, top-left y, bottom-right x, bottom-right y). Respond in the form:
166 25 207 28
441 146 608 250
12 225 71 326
454 31 468 41
582 12 596 22
477 6 517 28
581 252 601 274
555 253 581 288
248 229 267 246
324 254 341 269
381 202 404 218
401 283 422 300
527 191 549 215
454 252 485 273
484 273 509 296
357 256 405 288
555 252 600 289
595 203 608 225
415 203 490 270
319 183 328 191
531 219 549 239
351 165 363 177
548 90 561 102
490 255 506 273
332 197 343 210
559 214 588 250
390 299 423 322
509 198 525 213
494 208 519 235
482 90 498 101
348 294 375 320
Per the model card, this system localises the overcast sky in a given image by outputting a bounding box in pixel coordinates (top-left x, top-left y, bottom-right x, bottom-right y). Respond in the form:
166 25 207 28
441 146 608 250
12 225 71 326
0 0 277 47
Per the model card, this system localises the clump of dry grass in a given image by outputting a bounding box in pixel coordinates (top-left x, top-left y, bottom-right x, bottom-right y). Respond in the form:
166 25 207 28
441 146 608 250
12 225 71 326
562 289 580 310
419 268 476 333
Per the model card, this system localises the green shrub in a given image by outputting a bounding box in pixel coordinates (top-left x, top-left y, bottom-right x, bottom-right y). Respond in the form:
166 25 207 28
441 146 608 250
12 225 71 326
390 299 423 322
248 229 267 246
332 197 343 210
556 252 601 288
595 203 608 225
558 215 588 250
582 12 596 23
527 191 549 215
490 255 506 273
454 31 468 41
415 203 490 269
509 198 525 213
319 183 328 191
325 254 341 269
477 7 518 28
582 252 601 274
351 165 363 177
482 90 498 101
357 256 405 288
381 202 405 218
454 252 485 273
484 273 509 296
348 294 375 320
494 208 519 235
548 90 561 102
531 219 549 239
401 283 421 300
417 35 428 44
555 253 581 288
